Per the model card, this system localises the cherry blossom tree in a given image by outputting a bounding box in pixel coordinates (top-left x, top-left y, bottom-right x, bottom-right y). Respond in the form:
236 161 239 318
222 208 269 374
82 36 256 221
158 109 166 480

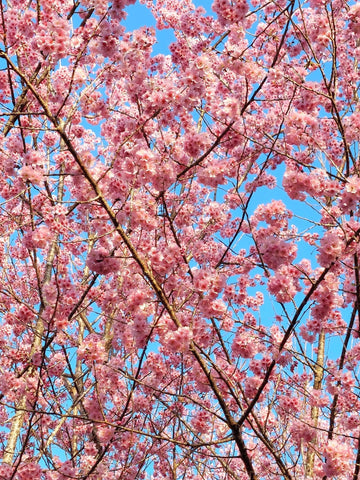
0 0 358 478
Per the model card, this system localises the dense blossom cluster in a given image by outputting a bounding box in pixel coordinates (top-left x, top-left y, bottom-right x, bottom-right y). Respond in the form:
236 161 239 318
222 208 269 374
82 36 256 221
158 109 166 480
0 0 358 479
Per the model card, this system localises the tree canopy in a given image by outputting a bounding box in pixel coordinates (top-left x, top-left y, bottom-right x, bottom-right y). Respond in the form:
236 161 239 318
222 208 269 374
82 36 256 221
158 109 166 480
0 0 358 478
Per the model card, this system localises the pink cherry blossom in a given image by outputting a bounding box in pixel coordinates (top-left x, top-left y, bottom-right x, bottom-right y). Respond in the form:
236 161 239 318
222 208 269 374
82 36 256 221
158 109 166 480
18 165 44 185
86 246 120 275
322 439 355 477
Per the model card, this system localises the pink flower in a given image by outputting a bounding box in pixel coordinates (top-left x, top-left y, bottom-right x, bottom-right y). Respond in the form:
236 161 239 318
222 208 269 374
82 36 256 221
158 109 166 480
23 226 52 249
322 440 355 477
232 330 259 358
349 3 360 33
86 247 120 275
191 409 211 434
317 230 345 267
78 334 107 364
164 326 192 353
19 165 44 185
97 424 114 444
268 265 300 302
290 420 316 446
279 395 302 414
259 236 297 270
